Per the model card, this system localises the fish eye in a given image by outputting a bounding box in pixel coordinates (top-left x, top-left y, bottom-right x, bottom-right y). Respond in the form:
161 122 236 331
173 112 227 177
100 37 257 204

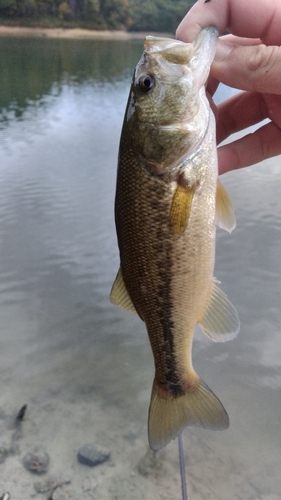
138 74 155 92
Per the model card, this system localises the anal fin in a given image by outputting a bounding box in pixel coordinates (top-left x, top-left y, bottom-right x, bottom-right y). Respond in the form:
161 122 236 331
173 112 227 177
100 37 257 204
199 279 240 342
110 268 137 314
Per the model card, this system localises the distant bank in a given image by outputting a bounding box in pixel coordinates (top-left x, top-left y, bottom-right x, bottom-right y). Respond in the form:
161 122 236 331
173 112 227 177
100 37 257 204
0 26 172 39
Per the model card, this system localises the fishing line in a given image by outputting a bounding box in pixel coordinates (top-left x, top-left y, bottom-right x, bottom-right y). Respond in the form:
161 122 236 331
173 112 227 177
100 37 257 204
178 433 188 500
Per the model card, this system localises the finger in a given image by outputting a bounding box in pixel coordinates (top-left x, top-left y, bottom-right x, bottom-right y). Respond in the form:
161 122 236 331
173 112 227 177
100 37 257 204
218 35 261 46
206 77 220 99
176 0 228 43
216 92 281 144
218 121 281 175
205 35 262 96
212 41 281 94
176 0 281 45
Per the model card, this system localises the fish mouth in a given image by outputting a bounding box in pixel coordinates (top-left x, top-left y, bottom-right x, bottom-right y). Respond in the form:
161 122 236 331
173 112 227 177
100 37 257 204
144 36 194 65
144 27 218 66
142 27 219 88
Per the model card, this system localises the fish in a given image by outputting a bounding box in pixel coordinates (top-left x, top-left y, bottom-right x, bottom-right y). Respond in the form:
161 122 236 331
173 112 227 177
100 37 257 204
110 27 240 451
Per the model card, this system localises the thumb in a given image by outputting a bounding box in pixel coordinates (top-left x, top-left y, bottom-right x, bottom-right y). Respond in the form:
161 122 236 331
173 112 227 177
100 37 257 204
212 39 281 94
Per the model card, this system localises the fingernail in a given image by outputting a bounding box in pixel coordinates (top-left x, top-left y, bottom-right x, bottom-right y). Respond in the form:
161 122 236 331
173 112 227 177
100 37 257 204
214 40 234 62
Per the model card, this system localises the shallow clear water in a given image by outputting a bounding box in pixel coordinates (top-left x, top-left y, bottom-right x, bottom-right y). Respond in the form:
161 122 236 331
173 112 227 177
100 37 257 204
0 36 280 500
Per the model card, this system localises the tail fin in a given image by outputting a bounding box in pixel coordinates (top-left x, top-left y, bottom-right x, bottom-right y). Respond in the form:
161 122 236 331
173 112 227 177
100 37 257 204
148 375 229 451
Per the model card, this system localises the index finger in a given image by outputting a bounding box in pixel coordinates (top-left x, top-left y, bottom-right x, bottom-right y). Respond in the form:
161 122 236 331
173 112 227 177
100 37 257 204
176 0 281 45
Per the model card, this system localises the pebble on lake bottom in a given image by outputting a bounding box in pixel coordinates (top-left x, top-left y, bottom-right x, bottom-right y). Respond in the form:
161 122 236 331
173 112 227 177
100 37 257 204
34 475 71 494
23 449 50 474
77 443 110 467
50 487 70 500
82 476 98 492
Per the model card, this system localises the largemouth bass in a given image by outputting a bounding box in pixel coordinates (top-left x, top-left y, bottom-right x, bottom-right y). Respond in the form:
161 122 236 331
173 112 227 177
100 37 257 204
111 27 240 451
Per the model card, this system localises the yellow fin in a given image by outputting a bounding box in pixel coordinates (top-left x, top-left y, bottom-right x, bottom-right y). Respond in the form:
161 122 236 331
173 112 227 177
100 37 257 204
199 279 240 342
169 184 194 237
110 268 137 314
216 179 236 233
148 376 229 451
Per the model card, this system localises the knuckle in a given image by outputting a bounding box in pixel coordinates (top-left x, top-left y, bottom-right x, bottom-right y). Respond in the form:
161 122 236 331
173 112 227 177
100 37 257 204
246 44 277 73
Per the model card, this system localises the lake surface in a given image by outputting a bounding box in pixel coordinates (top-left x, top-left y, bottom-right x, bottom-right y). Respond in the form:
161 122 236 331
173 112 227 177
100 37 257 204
0 36 280 500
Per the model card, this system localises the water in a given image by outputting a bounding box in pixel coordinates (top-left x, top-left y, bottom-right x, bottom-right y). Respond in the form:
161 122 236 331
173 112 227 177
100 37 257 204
0 36 280 500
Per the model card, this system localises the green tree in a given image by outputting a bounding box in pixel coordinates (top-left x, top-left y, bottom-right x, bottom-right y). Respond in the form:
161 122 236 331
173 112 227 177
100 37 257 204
17 0 38 16
99 0 130 27
129 0 195 32
0 0 19 15
0 0 196 30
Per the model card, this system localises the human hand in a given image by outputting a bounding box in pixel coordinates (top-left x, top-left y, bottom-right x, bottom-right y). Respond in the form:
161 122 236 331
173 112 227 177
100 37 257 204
176 0 281 175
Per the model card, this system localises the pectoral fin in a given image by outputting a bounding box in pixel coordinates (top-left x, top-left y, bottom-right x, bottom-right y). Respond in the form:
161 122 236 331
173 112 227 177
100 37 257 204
216 179 236 233
110 268 137 314
169 184 194 237
199 279 240 342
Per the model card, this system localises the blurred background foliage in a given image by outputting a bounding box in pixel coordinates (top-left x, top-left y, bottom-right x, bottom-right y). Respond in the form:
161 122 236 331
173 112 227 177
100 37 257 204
0 0 196 32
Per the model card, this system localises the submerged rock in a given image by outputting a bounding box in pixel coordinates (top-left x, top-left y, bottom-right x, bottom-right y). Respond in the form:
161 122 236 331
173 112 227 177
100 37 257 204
23 449 50 474
77 443 110 467
34 475 71 494
82 476 97 492
50 487 70 500
138 448 168 479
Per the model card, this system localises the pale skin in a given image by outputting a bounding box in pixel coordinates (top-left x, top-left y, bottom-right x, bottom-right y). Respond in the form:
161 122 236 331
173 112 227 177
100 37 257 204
176 0 281 174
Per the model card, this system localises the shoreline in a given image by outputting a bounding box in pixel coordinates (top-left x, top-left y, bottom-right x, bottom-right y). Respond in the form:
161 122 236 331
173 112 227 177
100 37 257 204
0 25 172 40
